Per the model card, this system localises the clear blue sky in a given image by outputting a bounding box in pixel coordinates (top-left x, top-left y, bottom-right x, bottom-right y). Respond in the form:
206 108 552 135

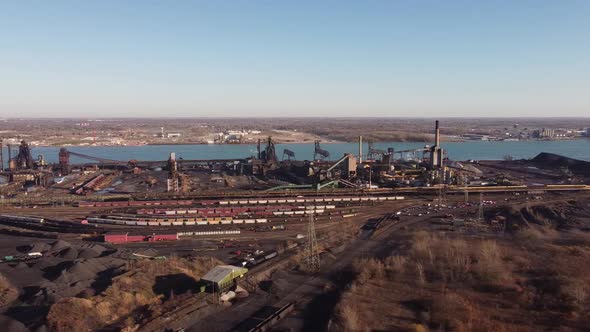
1 1 589 118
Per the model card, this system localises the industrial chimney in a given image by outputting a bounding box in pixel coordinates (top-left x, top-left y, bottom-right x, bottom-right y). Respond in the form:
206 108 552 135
358 136 363 163
435 120 440 147
0 139 3 171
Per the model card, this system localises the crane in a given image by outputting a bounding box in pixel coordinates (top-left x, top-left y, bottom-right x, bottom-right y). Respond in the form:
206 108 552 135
283 149 295 161
313 140 330 160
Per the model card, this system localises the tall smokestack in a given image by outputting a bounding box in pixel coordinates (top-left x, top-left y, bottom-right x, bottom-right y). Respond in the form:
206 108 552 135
7 144 12 168
435 120 440 147
0 139 3 171
358 136 363 163
257 139 261 159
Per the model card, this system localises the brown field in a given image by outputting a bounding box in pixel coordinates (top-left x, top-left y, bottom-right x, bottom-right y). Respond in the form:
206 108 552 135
328 226 590 332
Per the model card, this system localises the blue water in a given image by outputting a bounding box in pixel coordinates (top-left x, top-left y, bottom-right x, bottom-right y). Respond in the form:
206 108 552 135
9 140 589 165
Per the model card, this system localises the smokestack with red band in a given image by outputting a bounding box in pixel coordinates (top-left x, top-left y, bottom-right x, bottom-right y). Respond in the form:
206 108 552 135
435 120 440 147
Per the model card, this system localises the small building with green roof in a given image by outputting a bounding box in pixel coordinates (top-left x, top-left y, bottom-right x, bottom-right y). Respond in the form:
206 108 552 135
200 265 248 292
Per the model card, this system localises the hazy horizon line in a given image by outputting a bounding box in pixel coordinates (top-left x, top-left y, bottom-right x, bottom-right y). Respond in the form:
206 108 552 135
2 116 590 120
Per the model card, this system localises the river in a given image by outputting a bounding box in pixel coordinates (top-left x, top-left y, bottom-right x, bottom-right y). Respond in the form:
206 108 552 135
10 140 589 165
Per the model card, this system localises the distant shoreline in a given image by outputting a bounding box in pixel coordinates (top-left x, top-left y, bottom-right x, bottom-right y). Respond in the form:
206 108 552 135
25 137 588 148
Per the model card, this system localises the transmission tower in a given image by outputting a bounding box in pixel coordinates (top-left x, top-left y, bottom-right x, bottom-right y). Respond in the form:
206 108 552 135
304 213 320 272
477 193 484 222
437 185 447 206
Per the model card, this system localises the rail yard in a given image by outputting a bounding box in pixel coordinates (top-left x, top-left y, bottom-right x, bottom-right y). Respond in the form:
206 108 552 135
1 120 590 331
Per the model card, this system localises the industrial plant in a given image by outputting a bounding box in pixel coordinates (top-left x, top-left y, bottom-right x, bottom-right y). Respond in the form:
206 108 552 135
1 120 590 332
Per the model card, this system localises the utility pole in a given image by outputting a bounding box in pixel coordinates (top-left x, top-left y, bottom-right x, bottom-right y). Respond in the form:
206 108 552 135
304 213 320 272
477 192 484 222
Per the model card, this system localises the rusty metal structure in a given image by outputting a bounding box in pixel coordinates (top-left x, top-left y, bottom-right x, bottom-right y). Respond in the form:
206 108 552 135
58 148 70 175
260 136 278 164
15 140 34 170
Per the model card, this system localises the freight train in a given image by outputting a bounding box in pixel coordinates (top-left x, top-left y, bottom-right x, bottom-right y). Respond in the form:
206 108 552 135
87 217 269 226
73 195 406 208
135 204 337 216
0 215 45 223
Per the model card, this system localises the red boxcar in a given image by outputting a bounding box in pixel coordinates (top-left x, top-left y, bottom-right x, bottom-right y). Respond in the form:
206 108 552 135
127 235 146 243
